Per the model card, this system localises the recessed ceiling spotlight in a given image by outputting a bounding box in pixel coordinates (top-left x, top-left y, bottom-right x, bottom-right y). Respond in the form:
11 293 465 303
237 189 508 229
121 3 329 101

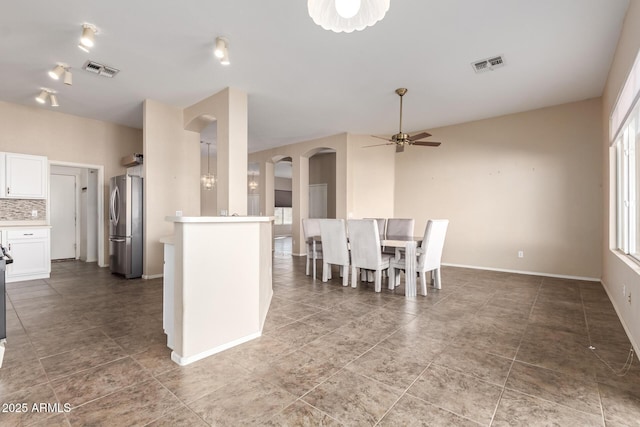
48 64 65 80
79 23 98 51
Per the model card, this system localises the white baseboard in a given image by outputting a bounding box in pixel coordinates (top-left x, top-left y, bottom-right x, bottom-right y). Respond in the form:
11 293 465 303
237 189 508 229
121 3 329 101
441 262 600 282
171 332 261 366
600 279 640 359
142 274 163 280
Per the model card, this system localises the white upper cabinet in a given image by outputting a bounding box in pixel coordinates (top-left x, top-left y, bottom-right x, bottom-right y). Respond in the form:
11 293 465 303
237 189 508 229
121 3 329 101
4 153 48 199
0 152 5 198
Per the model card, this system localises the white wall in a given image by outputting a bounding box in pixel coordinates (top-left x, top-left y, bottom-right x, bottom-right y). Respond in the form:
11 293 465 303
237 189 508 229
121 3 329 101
602 0 640 353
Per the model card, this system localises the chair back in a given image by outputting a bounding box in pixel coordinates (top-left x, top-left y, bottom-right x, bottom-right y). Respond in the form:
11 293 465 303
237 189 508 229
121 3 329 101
386 218 415 240
302 218 321 240
418 220 449 270
365 218 386 241
347 219 382 270
319 219 349 265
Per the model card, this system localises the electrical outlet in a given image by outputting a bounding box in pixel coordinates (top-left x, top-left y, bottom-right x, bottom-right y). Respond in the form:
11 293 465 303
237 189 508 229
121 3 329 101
175 211 182 217
518 250 524 258
628 293 632 305
31 210 38 217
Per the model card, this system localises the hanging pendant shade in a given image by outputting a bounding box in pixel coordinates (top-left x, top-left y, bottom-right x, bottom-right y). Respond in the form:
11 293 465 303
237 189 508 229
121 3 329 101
201 142 215 190
308 0 390 33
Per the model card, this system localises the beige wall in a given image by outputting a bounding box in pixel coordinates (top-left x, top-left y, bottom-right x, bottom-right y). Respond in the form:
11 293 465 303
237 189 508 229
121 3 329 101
0 100 142 266
143 100 200 277
249 133 348 255
395 98 603 279
601 1 640 353
346 134 395 219
310 152 337 218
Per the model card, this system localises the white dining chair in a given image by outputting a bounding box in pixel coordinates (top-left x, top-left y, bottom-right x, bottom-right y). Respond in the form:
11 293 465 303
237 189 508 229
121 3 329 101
319 219 350 286
302 218 322 279
390 219 449 295
347 219 392 292
364 218 387 241
383 218 415 255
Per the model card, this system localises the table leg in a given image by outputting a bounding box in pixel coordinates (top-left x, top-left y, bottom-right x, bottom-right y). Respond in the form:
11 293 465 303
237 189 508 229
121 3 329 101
405 241 417 297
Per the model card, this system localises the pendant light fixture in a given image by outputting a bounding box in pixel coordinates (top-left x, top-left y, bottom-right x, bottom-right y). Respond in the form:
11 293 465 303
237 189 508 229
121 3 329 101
201 142 216 190
248 173 258 191
308 0 390 33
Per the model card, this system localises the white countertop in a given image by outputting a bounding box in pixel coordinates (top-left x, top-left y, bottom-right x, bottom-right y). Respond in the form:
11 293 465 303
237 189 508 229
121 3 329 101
0 222 51 228
166 216 274 223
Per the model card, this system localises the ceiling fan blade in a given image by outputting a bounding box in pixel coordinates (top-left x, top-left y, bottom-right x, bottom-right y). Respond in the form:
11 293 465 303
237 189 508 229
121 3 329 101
407 132 432 141
371 135 392 141
363 142 394 148
412 141 442 147
396 145 405 153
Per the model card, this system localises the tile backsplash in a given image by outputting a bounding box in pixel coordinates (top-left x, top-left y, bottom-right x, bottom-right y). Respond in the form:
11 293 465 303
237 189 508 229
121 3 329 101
0 199 47 221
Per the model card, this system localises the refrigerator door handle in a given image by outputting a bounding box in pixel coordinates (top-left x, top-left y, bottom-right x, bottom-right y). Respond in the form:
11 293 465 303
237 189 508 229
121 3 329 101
110 186 120 227
109 238 126 243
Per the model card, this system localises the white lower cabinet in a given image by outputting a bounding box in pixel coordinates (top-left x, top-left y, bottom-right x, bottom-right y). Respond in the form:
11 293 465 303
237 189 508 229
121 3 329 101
3 228 51 283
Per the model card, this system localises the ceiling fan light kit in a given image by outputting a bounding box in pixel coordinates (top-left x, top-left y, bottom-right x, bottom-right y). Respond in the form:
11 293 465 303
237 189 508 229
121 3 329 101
308 0 390 33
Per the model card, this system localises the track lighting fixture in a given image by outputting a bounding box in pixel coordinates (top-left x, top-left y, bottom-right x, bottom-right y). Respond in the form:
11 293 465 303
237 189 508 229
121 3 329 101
79 23 97 51
214 37 226 58
220 48 230 66
48 64 65 80
35 90 48 104
35 89 58 107
64 69 73 86
214 37 230 65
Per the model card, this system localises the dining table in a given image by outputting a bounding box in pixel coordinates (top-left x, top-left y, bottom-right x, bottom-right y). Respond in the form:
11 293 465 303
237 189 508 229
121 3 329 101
311 234 422 298
383 235 422 298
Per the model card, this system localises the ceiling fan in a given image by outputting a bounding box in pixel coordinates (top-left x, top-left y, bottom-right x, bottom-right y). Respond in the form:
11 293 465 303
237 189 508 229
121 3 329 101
368 88 441 153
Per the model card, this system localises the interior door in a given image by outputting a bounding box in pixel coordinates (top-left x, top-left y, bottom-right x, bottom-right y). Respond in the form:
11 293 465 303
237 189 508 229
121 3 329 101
309 184 327 218
51 174 77 260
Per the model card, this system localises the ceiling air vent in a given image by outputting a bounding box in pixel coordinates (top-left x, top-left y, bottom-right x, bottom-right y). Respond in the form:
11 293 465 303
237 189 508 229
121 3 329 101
82 60 120 78
472 55 505 73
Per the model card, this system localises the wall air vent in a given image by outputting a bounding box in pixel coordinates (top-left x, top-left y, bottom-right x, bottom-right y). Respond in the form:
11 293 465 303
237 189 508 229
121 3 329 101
472 55 505 73
82 60 120 78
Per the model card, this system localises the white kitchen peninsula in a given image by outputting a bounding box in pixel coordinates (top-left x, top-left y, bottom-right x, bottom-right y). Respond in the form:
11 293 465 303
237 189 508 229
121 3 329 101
163 216 273 366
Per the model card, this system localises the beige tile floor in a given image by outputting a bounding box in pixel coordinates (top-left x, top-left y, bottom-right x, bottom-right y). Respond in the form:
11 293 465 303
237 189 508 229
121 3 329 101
0 256 639 426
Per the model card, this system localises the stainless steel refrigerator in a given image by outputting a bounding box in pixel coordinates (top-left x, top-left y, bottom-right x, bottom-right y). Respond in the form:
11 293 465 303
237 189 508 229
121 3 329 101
109 175 143 278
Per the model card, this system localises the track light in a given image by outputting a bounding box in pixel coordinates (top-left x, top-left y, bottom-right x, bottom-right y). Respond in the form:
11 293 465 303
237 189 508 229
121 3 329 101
80 24 97 48
64 69 73 86
48 64 65 80
35 89 59 107
220 47 230 66
214 37 226 59
35 90 48 104
214 37 230 65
